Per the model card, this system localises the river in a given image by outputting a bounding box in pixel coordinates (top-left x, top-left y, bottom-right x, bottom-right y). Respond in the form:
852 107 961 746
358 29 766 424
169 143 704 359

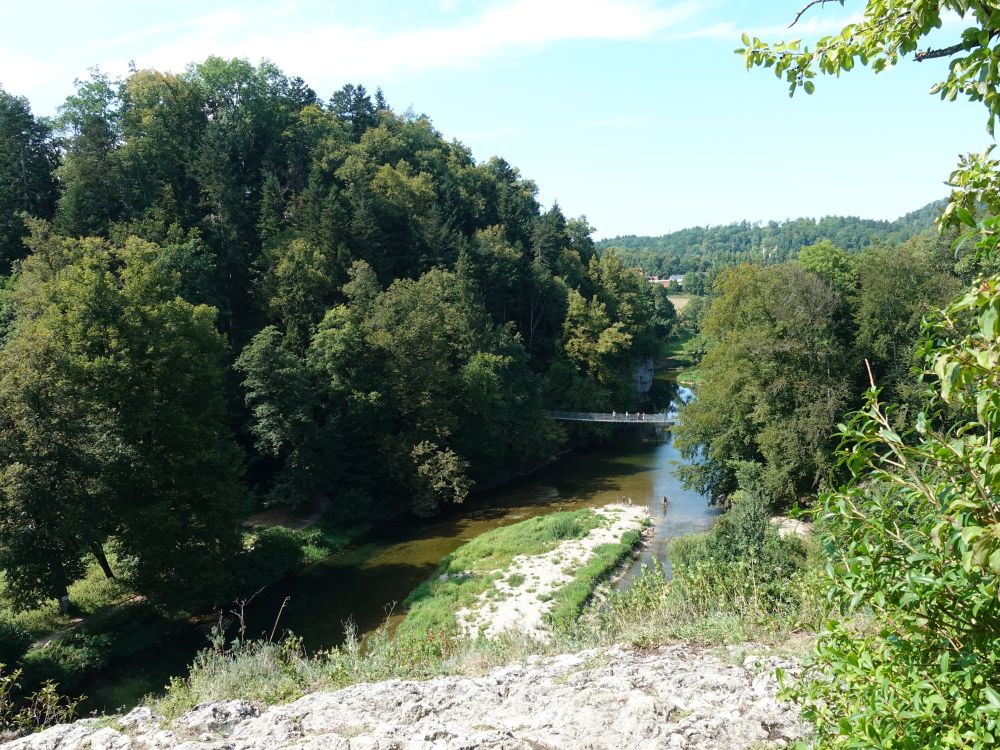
85 378 717 712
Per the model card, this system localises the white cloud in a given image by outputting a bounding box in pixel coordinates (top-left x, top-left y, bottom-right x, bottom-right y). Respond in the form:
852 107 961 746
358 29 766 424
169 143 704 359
115 0 703 85
0 50 61 97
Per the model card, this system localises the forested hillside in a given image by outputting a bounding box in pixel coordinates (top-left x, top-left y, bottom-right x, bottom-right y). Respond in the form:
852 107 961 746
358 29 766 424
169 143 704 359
0 60 674 616
597 201 944 278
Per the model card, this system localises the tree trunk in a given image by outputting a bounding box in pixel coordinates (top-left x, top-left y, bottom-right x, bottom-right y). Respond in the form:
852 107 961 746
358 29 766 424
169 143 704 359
90 542 116 579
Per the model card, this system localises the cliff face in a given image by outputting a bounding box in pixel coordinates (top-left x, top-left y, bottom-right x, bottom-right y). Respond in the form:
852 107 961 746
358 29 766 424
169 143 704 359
5 643 806 750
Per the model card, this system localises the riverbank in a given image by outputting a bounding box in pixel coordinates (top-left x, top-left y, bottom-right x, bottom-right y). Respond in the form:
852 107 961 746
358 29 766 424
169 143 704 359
659 330 702 386
2 476 828 743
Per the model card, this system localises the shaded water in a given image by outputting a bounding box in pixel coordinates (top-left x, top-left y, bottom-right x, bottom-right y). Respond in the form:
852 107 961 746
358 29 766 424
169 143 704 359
86 379 716 712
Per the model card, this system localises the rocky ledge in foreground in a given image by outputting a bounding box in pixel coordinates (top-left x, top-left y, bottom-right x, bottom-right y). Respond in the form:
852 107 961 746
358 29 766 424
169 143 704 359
7 644 807 750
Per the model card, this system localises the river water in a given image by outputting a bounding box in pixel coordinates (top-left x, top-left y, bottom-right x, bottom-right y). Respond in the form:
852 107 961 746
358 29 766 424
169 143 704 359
86 379 717 712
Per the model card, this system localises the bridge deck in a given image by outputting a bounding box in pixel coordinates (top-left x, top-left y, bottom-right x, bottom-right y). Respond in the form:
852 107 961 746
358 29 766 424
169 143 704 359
545 410 677 425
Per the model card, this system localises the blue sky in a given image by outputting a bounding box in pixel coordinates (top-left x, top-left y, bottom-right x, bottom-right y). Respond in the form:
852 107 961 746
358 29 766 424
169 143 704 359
0 1 989 238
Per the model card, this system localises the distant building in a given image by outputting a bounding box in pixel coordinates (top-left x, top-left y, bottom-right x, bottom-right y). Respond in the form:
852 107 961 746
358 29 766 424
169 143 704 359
645 274 684 289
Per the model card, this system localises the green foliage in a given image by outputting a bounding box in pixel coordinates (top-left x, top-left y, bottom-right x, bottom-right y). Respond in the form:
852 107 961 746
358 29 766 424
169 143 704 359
738 2 1000 133
0 87 57 272
0 56 673 692
853 239 961 403
21 632 113 692
796 240 857 296
297 266 559 518
675 263 854 507
670 492 806 606
238 527 305 595
235 326 326 509
0 667 82 738
785 269 1000 748
742 6 1000 745
257 238 341 351
596 205 941 280
0 225 242 610
0 621 30 669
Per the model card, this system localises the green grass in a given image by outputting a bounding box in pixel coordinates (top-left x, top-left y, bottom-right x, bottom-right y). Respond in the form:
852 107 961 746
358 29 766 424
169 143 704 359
0 556 131 641
659 329 703 385
397 510 602 638
546 528 643 633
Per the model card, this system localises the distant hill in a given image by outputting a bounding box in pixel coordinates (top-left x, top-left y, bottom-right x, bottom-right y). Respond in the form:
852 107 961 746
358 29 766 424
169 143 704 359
596 200 946 277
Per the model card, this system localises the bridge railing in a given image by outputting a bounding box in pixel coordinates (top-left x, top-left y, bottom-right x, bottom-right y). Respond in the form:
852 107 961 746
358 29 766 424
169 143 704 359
545 410 676 425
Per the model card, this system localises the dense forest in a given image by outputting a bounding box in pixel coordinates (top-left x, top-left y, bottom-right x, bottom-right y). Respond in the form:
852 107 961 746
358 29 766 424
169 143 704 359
596 201 945 283
0 60 674 618
673 231 963 511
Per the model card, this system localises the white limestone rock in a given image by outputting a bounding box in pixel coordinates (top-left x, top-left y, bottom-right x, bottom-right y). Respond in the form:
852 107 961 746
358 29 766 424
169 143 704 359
4 644 808 750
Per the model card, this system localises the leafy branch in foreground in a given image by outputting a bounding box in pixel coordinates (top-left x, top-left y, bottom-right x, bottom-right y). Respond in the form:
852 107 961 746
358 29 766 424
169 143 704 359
0 668 81 738
786 267 1000 747
738 1 1000 132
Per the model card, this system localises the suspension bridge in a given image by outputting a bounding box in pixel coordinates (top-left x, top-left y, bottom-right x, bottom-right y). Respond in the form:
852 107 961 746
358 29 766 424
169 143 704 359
545 410 678 426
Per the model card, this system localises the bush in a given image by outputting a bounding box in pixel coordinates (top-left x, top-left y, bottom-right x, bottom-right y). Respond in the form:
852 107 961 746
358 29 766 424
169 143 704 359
237 527 305 594
670 492 805 606
0 622 30 669
20 631 112 692
784 267 1000 748
0 667 82 738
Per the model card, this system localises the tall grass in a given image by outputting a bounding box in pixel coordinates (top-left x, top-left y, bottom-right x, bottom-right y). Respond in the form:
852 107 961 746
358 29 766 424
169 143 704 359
148 547 829 719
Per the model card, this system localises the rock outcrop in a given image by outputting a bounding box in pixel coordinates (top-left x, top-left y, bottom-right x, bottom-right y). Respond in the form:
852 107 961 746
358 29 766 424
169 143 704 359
5 643 807 749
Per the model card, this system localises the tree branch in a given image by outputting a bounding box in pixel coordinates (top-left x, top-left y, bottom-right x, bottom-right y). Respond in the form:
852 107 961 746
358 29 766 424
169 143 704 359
789 0 842 29
915 41 974 61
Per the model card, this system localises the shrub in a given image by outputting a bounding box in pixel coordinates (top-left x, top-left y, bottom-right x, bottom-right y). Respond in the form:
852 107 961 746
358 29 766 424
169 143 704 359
237 526 305 594
0 667 82 738
20 632 113 692
0 622 30 669
670 492 805 607
784 264 1000 748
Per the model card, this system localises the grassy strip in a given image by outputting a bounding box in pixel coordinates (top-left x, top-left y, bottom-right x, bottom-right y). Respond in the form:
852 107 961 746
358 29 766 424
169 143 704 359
397 510 601 638
546 528 643 633
659 329 703 384
1 559 132 641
